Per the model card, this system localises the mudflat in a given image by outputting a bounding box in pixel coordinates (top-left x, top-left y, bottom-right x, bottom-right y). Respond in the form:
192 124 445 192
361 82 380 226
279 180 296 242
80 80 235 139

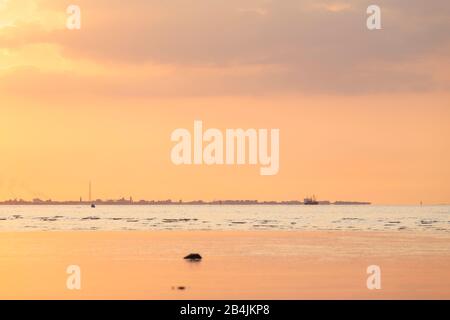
0 231 448 299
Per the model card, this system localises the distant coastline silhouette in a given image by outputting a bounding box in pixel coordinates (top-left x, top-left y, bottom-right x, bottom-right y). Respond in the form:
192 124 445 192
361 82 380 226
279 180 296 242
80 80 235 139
0 198 371 206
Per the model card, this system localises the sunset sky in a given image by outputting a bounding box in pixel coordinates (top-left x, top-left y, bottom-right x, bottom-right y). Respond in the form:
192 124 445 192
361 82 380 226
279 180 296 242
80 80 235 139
0 0 449 204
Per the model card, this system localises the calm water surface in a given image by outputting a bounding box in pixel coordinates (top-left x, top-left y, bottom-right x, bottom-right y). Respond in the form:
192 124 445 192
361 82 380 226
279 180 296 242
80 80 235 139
0 205 449 233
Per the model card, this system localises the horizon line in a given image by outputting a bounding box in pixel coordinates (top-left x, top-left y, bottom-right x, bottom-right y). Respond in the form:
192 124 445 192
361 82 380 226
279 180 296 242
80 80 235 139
0 198 373 205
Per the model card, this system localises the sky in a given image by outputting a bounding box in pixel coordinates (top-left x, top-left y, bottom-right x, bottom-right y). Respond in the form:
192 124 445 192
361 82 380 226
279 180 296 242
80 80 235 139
0 0 449 204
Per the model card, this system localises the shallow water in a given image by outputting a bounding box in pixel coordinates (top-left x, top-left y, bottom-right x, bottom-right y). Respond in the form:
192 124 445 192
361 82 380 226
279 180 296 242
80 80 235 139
0 205 449 233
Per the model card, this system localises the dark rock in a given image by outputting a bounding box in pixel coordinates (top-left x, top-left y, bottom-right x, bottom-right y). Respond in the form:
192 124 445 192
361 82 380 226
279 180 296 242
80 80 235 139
184 253 202 261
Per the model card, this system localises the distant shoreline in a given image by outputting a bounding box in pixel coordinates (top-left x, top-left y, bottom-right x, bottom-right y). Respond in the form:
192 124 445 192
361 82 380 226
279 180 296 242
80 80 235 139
0 200 372 206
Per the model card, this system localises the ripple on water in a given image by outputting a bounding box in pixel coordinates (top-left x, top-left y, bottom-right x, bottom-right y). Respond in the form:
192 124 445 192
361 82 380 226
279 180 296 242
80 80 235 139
341 217 365 221
162 218 197 223
41 218 58 222
420 220 437 225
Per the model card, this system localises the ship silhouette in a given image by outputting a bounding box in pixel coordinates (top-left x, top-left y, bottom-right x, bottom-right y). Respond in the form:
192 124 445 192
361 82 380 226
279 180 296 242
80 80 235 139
89 181 95 208
304 195 319 205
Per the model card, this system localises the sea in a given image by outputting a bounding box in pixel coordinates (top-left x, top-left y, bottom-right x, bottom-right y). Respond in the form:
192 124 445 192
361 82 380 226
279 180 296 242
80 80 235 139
0 205 449 233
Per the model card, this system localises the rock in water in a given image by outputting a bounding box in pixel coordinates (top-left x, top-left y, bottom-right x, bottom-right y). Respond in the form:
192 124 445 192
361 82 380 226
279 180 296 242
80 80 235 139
184 253 202 261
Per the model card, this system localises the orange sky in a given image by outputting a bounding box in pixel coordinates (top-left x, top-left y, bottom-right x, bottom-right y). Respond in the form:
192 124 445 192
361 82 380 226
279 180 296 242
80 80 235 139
0 0 449 204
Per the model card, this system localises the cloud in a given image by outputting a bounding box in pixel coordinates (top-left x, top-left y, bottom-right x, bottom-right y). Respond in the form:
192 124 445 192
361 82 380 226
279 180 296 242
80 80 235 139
237 7 269 16
311 2 353 13
0 0 449 96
